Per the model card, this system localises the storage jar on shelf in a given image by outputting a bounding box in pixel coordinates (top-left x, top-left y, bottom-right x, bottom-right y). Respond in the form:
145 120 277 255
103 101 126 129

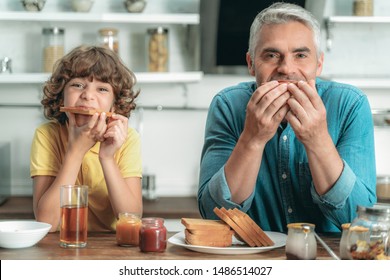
42 27 65 73
98 28 119 54
146 27 169 72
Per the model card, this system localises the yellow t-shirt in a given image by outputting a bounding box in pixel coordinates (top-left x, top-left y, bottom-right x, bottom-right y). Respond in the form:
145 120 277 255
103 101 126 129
30 121 142 232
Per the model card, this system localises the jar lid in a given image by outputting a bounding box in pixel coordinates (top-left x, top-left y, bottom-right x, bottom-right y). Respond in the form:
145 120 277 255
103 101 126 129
99 28 118 36
147 27 168 34
42 27 65 35
287 222 315 231
341 223 351 230
349 225 369 232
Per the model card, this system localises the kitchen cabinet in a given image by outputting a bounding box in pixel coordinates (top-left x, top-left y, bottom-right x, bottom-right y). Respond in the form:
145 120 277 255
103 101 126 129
0 10 202 85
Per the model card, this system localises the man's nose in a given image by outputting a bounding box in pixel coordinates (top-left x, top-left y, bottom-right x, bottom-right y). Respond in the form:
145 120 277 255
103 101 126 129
277 56 295 75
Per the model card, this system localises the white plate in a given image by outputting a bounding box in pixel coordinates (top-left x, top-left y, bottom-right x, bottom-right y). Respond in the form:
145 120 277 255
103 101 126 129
168 231 287 255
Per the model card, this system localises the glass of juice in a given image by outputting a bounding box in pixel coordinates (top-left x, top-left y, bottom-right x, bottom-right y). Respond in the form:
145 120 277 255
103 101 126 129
59 185 88 248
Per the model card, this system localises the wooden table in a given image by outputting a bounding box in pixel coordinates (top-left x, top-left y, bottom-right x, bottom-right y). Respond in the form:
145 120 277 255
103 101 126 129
0 232 341 260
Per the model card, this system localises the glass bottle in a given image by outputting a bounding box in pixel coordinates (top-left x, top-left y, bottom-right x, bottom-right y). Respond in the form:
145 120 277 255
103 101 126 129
116 212 142 247
98 28 119 54
42 27 65 73
146 27 169 72
347 205 390 260
285 223 317 260
139 217 167 252
339 223 351 260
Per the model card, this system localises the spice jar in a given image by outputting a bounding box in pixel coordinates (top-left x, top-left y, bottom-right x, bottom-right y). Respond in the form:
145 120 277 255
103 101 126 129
98 28 119 54
353 0 373 16
116 213 141 247
139 217 167 252
339 223 351 260
347 205 390 260
147 27 169 72
285 223 317 260
42 27 65 73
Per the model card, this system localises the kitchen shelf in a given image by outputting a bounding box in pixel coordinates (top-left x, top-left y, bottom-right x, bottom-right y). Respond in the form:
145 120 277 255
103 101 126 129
0 12 199 24
329 77 390 89
325 16 390 51
0 72 203 84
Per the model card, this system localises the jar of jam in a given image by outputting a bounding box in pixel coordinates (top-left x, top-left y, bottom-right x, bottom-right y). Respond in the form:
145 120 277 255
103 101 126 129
347 205 390 260
339 223 351 260
139 217 167 252
285 223 317 260
116 212 141 247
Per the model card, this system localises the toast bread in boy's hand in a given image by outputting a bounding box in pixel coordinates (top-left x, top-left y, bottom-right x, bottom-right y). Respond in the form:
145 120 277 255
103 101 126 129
60 106 113 117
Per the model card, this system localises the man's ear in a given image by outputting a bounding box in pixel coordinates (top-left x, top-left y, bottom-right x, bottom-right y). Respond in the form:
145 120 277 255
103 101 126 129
316 52 324 76
246 52 255 76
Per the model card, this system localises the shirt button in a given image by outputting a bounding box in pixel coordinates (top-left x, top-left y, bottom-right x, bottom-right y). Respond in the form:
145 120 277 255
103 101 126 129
282 173 287 179
288 207 293 213
83 166 88 172
283 135 288 141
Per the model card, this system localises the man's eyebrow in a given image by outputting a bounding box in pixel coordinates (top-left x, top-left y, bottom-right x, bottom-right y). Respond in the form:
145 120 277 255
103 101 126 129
293 47 311 53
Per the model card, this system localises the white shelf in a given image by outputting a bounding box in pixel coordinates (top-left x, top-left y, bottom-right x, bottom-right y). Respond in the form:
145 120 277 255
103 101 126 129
328 77 390 89
327 16 390 24
0 72 203 85
0 12 199 24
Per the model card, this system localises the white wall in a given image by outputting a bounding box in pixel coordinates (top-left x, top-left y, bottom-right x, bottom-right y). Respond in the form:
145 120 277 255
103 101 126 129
1 0 390 196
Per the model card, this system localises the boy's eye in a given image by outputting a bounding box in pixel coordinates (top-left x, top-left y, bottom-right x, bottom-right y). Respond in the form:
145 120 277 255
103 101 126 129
71 82 85 89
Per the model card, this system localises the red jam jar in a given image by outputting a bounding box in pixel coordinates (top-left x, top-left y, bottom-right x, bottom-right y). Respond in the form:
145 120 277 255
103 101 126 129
116 212 141 246
139 217 167 252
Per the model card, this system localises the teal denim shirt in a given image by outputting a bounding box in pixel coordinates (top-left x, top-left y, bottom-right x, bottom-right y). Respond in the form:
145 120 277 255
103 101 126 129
198 78 377 233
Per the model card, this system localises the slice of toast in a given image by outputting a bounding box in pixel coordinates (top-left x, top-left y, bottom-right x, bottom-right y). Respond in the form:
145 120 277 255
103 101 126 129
187 228 234 236
184 229 234 247
213 207 256 247
231 208 274 246
60 106 113 117
181 218 230 231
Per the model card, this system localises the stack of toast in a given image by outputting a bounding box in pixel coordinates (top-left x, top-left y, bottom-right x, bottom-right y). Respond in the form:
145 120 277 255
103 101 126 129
213 207 274 247
181 207 274 248
181 218 234 247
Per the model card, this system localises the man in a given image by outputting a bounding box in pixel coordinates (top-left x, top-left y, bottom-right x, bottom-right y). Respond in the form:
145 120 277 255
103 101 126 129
198 2 376 233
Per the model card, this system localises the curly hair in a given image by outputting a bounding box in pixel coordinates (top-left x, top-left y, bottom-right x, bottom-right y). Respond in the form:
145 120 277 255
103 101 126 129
41 45 140 124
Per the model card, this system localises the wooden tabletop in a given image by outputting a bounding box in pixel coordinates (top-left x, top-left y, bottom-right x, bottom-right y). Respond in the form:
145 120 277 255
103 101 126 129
0 231 341 260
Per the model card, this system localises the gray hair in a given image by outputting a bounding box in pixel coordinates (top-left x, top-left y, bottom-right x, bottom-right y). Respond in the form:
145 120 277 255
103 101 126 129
248 2 321 60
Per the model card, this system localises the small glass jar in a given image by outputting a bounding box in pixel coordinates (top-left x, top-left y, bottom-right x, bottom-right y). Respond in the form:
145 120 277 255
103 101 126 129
42 27 65 73
146 27 169 72
353 0 373 16
139 217 167 252
98 28 119 54
347 205 390 260
286 223 317 260
116 212 141 247
339 223 351 260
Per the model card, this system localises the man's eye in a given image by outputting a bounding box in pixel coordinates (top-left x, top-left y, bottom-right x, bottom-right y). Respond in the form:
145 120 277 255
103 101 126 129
263 53 280 60
296 53 307 59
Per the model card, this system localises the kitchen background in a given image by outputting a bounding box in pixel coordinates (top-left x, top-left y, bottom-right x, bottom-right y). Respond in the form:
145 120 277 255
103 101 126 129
0 0 389 198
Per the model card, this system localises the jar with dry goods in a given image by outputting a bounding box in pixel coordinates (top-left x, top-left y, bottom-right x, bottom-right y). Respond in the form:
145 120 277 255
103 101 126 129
116 212 142 247
353 0 373 16
285 222 317 260
147 27 169 72
339 223 351 259
42 27 65 73
347 205 390 260
98 28 119 54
